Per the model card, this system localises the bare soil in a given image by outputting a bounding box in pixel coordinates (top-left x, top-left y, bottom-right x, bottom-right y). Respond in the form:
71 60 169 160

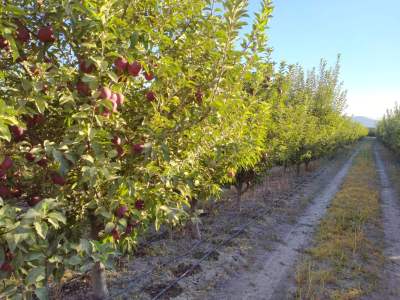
373 144 400 299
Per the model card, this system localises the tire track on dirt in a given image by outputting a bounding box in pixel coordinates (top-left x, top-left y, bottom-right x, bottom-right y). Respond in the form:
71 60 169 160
374 145 400 299
207 147 360 300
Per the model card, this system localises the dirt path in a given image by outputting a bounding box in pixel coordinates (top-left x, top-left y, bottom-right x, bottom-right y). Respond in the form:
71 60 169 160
204 147 360 300
374 145 400 298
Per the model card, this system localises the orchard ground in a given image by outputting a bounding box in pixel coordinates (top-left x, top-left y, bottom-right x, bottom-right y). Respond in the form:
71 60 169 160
52 138 400 299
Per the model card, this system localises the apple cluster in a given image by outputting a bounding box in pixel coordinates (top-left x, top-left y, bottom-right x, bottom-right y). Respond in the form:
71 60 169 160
0 24 55 53
111 201 144 240
113 56 156 102
0 248 15 274
0 112 67 208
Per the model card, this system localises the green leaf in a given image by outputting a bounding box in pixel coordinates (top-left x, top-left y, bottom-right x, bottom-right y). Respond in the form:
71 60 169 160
35 98 46 113
26 266 45 286
34 222 48 239
66 255 81 266
0 124 11 142
107 71 119 83
81 154 94 164
104 222 115 233
35 287 48 300
48 212 66 224
0 285 18 298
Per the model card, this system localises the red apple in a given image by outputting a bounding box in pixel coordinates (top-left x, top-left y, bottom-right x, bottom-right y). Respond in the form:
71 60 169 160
0 185 11 198
135 199 145 210
76 80 90 96
0 36 9 49
111 228 120 240
128 61 141 76
25 152 35 162
5 250 15 261
115 145 124 157
16 27 30 43
10 125 25 141
115 205 128 218
79 60 95 73
125 220 139 234
37 157 48 167
41 84 49 94
11 187 22 198
132 143 144 154
112 136 121 145
51 172 66 186
115 93 125 106
146 91 156 102
101 107 111 118
144 71 154 81
98 87 112 100
16 55 27 63
125 223 133 235
109 98 118 113
28 195 42 207
227 170 236 178
0 156 13 171
114 57 128 72
111 93 118 103
30 66 40 76
195 90 203 102
0 262 13 272
26 114 45 128
38 25 55 43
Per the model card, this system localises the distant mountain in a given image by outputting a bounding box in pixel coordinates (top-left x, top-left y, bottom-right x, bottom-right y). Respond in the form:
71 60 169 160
351 116 378 128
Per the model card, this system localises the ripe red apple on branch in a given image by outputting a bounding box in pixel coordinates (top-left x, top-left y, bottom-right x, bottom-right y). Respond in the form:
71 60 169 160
112 136 122 146
115 93 125 105
146 91 156 102
0 156 13 171
38 25 55 43
144 71 154 81
135 199 145 210
76 80 91 96
128 61 141 76
132 143 144 154
25 152 35 162
10 126 25 141
115 205 128 218
0 262 13 273
0 185 12 199
51 172 66 186
114 57 128 72
16 27 30 43
79 60 95 73
27 195 42 207
0 36 9 50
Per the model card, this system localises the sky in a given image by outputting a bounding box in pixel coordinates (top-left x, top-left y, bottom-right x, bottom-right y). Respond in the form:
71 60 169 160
247 0 400 120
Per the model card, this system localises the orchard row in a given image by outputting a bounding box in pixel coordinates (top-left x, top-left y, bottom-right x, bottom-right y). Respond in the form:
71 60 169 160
0 1 366 299
377 105 400 152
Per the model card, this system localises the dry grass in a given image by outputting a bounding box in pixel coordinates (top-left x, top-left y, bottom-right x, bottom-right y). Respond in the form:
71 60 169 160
295 141 384 300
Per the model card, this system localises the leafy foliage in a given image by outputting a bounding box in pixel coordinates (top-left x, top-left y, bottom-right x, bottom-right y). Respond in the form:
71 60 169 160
377 104 400 152
0 0 366 298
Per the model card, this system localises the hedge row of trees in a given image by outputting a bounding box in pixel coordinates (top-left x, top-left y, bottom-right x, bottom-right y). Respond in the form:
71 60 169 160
377 104 400 151
0 1 366 299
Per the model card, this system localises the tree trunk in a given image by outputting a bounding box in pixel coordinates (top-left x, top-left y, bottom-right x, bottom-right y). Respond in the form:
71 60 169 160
296 163 301 176
91 261 109 300
305 161 310 172
189 198 202 240
90 215 110 300
235 181 243 211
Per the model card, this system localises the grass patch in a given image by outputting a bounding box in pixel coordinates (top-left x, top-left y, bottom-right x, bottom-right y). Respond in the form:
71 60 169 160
295 141 384 299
